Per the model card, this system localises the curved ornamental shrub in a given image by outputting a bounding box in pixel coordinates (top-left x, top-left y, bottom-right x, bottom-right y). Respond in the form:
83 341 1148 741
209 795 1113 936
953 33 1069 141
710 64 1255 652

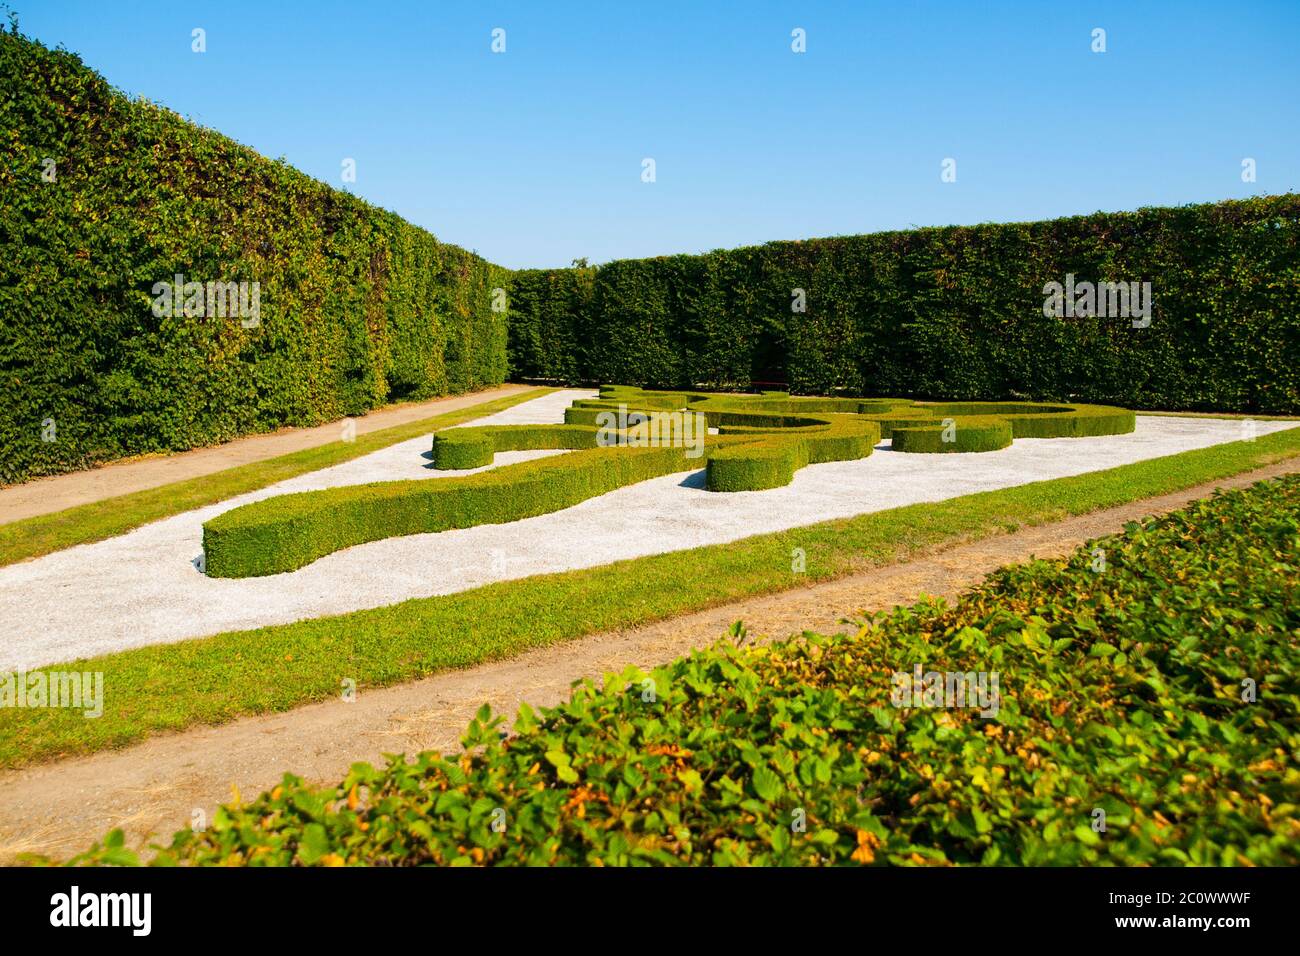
431 424 599 469
914 402 1137 439
704 415 880 491
203 435 691 577
202 412 879 577
74 475 1300 866
202 385 1133 577
891 418 1013 453
587 386 1134 445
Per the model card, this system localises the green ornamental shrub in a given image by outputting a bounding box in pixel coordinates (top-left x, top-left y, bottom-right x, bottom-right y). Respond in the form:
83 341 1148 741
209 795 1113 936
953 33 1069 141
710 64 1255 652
202 386 1130 577
203 435 691 577
890 417 1013 453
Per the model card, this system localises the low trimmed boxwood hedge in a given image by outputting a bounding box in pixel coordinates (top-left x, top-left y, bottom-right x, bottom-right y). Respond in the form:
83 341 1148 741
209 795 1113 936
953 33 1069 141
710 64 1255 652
915 402 1138 439
891 417 1013 453
204 413 879 577
75 474 1300 866
203 435 692 578
705 416 880 491
203 385 1132 576
431 424 599 469
595 385 1134 443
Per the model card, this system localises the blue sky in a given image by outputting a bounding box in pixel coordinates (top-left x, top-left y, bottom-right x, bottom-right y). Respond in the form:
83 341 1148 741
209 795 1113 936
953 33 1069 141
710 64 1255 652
16 1 1300 269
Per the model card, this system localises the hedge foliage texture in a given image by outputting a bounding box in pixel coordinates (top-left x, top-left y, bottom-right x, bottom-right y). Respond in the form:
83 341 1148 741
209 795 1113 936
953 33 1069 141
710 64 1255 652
508 196 1300 415
1 28 509 483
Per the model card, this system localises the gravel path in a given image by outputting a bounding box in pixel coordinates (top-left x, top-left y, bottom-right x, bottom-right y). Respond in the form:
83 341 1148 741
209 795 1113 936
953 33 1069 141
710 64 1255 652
1 391 1292 670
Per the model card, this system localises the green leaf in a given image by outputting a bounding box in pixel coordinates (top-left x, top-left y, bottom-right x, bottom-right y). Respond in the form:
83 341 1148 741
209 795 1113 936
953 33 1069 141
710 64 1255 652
751 767 783 802
297 824 331 864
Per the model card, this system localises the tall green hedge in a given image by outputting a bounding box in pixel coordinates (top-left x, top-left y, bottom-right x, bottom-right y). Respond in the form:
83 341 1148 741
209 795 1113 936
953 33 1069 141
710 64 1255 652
0 27 510 484
509 195 1300 414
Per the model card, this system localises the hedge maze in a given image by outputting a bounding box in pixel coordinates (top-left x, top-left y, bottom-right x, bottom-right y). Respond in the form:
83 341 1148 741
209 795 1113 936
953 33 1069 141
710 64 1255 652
201 386 1134 577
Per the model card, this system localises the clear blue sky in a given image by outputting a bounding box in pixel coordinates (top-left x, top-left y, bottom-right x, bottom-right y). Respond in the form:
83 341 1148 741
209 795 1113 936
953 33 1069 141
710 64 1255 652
16 0 1300 269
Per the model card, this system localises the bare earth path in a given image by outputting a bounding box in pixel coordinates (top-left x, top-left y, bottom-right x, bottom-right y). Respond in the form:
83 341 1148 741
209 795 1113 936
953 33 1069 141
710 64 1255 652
0 384 532 525
2 457 1297 863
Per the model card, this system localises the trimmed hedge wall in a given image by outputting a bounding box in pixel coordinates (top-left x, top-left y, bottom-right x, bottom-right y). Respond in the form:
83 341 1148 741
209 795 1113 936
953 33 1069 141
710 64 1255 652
0 27 509 484
508 195 1300 414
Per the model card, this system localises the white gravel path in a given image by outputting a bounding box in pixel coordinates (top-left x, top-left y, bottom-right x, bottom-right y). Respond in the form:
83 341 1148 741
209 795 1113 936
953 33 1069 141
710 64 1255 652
1 391 1292 670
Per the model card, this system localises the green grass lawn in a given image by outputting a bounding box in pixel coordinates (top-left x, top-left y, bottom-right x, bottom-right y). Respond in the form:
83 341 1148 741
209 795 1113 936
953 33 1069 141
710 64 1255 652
1135 409 1300 420
0 388 554 568
3 424 1297 770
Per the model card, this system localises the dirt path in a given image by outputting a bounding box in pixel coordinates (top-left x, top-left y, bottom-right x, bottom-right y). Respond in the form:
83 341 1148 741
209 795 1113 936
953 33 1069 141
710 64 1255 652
1 458 1296 863
0 385 533 525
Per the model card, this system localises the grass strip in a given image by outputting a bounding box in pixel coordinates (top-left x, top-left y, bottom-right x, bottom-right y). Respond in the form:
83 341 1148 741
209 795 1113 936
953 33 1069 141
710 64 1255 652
1135 410 1300 420
2 425 1298 769
0 388 553 568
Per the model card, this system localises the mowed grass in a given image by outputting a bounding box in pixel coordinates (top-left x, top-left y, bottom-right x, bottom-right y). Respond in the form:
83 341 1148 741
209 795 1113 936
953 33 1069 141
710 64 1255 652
0 388 554 568
2 424 1298 769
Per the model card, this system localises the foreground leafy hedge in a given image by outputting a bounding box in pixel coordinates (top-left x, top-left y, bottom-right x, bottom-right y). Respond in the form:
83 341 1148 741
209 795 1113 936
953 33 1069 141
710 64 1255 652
0 26 509 484
509 195 1300 414
73 474 1300 866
